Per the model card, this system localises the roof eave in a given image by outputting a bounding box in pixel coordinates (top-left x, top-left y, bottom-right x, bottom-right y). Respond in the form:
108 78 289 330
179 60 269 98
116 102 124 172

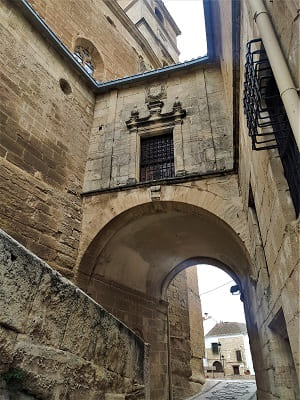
12 0 217 94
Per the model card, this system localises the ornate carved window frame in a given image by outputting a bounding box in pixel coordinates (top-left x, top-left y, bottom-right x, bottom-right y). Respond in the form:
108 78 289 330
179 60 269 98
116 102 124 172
126 96 186 184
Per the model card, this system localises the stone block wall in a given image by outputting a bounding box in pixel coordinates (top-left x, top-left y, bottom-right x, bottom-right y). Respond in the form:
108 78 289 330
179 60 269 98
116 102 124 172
26 0 160 79
237 2 300 398
83 66 233 193
0 1 95 278
0 229 147 399
86 276 169 400
167 270 193 400
166 267 205 399
186 268 205 384
206 335 248 377
264 0 299 89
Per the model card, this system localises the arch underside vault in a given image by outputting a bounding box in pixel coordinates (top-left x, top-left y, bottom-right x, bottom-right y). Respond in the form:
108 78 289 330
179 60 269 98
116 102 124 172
75 189 255 398
77 198 253 300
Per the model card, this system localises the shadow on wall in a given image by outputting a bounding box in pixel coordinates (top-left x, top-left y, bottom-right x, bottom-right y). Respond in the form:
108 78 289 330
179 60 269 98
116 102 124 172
76 200 252 300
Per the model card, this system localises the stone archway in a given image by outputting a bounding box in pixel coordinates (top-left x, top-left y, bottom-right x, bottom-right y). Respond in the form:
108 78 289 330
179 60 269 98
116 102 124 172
78 200 252 299
75 183 263 399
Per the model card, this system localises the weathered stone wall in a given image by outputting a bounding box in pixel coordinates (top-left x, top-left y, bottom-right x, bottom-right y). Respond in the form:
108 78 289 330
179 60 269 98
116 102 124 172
0 1 94 278
186 268 205 384
83 66 233 192
237 1 300 398
167 270 193 400
206 335 248 377
0 229 147 400
77 174 255 399
26 0 161 78
86 276 169 400
167 267 204 400
263 0 299 88
2 0 299 399
0 4 208 399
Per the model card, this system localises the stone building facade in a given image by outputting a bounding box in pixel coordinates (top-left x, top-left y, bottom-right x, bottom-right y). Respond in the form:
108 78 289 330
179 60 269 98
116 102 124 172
204 322 254 378
1 0 204 399
0 0 299 399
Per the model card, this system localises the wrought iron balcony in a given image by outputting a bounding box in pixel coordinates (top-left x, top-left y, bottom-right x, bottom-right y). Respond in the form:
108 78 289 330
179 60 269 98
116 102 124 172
243 39 300 216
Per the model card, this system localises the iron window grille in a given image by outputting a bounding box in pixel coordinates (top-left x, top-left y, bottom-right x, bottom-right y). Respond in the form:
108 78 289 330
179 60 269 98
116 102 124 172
140 133 174 182
243 38 300 216
211 342 219 355
236 350 242 362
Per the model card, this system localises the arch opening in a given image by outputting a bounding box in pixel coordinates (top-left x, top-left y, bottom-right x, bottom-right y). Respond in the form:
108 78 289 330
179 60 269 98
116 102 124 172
77 201 252 300
165 262 255 398
73 37 104 81
76 201 257 399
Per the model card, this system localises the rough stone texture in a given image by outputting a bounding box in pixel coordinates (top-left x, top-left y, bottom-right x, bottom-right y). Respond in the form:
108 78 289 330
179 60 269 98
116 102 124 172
168 270 193 399
167 267 205 400
83 66 233 193
77 175 253 398
237 2 300 399
78 174 252 294
210 0 234 114
264 0 299 88
0 1 94 278
205 335 249 377
26 0 164 79
0 2 206 398
186 268 205 383
0 229 147 399
1 0 300 399
86 277 169 400
0 379 39 400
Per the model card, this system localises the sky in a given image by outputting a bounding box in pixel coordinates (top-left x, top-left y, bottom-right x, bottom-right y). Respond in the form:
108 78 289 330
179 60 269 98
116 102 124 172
163 0 207 61
197 265 246 334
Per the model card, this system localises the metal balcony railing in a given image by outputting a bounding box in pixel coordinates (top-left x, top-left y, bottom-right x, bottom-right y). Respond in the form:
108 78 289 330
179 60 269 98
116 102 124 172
243 39 300 216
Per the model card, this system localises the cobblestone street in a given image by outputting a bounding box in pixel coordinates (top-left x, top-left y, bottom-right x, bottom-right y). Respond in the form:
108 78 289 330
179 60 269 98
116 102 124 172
191 380 257 400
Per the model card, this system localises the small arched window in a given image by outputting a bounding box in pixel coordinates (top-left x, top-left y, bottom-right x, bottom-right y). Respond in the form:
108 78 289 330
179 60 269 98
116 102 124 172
73 46 95 75
155 7 164 24
73 38 104 81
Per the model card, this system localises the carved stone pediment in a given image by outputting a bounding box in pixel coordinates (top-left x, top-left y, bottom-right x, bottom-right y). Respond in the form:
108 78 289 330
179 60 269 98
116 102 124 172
126 98 186 133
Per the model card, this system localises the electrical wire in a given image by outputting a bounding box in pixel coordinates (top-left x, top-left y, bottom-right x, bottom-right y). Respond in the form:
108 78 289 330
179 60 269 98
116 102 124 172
199 280 234 296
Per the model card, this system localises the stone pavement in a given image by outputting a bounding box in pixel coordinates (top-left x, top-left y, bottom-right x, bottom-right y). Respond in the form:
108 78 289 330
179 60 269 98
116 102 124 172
189 379 257 400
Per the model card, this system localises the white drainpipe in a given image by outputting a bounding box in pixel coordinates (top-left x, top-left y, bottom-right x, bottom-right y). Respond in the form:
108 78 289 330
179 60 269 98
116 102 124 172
248 0 300 150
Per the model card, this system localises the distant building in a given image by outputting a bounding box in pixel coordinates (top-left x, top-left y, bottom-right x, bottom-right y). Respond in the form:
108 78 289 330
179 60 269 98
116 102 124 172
204 322 255 378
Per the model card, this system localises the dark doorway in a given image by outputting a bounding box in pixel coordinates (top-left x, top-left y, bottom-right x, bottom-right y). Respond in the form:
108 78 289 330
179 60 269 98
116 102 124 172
233 365 240 375
213 361 223 373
